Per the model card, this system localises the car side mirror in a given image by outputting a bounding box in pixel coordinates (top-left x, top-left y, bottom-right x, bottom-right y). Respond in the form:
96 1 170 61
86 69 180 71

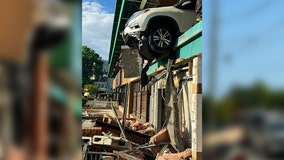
181 0 194 9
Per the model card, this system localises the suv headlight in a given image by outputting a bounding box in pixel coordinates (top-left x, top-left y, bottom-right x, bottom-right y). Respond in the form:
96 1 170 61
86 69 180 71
129 22 140 30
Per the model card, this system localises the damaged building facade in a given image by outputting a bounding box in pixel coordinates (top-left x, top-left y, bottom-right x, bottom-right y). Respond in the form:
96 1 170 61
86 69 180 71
83 0 202 160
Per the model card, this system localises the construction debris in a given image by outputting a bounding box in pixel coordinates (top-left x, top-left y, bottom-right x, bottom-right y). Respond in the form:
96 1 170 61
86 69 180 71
82 92 193 160
156 148 192 160
82 111 194 160
82 127 102 137
114 150 144 160
149 128 170 144
130 121 156 136
95 120 151 145
165 66 184 152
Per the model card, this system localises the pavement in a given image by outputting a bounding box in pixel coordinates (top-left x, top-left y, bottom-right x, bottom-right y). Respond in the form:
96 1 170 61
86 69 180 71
85 100 123 119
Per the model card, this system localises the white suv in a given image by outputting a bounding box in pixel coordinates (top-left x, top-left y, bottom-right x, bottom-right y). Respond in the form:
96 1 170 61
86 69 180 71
122 0 196 60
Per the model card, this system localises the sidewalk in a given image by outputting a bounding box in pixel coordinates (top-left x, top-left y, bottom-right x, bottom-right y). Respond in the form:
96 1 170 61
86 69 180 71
84 100 123 118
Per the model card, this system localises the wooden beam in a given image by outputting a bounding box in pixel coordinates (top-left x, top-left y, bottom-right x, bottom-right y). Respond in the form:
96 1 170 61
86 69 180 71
139 0 147 9
191 56 202 160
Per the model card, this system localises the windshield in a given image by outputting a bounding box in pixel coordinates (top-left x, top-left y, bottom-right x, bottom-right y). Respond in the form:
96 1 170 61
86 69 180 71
174 0 195 10
174 0 188 7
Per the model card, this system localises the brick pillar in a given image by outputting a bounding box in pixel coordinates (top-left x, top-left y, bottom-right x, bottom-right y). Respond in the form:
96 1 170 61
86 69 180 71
33 53 48 160
191 56 202 160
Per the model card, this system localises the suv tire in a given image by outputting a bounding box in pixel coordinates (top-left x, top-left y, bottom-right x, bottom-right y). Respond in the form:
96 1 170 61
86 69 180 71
148 24 175 54
138 35 158 60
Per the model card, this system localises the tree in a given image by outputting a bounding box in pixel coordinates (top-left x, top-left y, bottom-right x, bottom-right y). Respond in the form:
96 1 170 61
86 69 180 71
82 46 104 86
84 84 99 95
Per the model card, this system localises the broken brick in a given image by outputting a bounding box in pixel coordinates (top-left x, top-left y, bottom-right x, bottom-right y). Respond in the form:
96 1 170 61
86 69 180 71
142 127 155 136
149 128 170 144
157 148 192 160
82 127 102 136
130 121 144 131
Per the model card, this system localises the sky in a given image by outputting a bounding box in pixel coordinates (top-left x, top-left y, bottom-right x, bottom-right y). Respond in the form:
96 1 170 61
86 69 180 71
82 0 116 60
82 0 284 97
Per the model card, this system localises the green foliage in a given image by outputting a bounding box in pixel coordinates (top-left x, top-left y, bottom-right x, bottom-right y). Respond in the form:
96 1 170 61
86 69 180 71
82 97 88 106
203 82 284 126
82 45 104 86
84 84 99 95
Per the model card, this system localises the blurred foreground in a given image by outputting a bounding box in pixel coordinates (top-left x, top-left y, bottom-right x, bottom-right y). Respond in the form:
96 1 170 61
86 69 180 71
0 0 81 159
203 0 284 159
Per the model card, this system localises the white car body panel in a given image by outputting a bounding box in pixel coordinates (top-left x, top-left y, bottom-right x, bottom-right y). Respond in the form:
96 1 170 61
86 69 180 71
123 6 196 38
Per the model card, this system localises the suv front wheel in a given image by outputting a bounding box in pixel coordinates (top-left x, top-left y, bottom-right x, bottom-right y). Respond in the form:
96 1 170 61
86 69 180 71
148 24 175 54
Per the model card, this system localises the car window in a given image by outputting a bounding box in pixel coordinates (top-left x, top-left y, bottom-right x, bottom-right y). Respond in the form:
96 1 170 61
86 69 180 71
176 0 196 10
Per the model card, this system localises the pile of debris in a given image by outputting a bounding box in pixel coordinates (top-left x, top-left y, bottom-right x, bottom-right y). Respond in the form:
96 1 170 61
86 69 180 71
82 111 192 160
124 120 156 136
